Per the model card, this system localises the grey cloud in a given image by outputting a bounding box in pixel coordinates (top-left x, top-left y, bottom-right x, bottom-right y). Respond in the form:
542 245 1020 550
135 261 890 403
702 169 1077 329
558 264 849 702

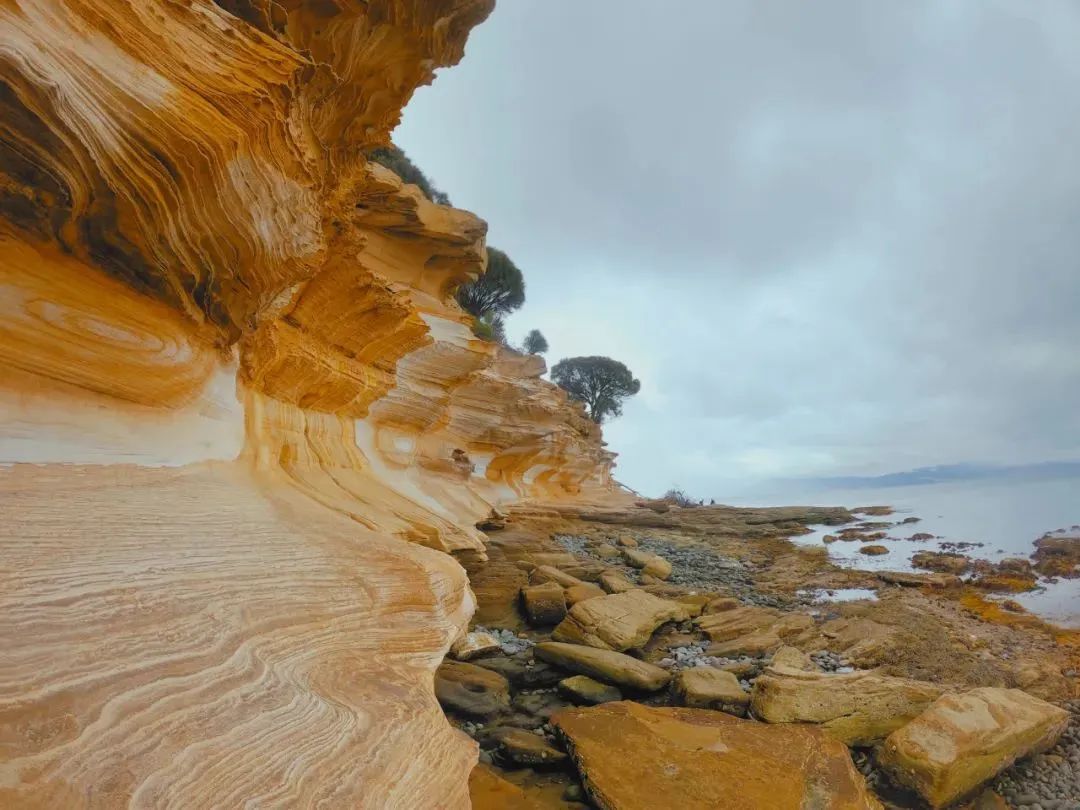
397 0 1080 496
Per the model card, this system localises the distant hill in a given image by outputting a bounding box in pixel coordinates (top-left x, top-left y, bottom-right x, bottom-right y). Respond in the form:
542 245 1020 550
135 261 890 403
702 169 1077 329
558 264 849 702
802 461 1080 490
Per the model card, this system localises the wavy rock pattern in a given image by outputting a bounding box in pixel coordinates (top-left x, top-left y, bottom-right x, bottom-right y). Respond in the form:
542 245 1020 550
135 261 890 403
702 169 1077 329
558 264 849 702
0 1 614 806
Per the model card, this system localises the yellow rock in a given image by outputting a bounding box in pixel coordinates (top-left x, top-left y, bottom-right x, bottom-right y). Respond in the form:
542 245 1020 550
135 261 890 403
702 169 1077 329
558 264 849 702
451 631 501 661
534 643 671 691
673 668 750 715
642 555 673 580
599 570 637 594
879 687 1070 808
565 582 606 606
521 582 568 626
552 589 686 651
553 702 882 810
751 665 945 746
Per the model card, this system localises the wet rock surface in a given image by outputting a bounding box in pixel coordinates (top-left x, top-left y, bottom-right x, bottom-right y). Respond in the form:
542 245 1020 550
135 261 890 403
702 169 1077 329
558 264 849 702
446 507 1078 808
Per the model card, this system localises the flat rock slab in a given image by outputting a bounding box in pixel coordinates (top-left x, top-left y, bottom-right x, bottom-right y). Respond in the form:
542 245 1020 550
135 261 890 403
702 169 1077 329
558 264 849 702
534 642 671 692
751 665 944 746
552 589 685 651
879 687 1070 808
553 701 882 810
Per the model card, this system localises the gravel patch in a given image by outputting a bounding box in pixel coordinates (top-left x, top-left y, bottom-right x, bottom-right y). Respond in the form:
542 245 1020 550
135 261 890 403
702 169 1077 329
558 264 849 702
475 626 534 655
994 699 1080 809
810 650 855 673
553 533 791 607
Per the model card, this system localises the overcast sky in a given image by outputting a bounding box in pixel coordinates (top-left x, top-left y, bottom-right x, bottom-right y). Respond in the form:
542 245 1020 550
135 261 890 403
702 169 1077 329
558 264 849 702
395 1 1080 499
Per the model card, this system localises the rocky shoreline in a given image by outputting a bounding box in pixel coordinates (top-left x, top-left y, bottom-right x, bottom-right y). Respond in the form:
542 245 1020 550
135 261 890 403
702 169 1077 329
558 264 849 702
445 502 1079 809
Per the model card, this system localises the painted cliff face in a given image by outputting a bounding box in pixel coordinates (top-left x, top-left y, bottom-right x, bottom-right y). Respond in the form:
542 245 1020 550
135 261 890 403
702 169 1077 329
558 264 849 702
0 2 613 806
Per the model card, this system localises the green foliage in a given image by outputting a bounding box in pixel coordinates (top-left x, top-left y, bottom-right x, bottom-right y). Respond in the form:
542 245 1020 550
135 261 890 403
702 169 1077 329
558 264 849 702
551 356 641 424
472 313 507 344
456 247 525 320
523 329 549 355
367 145 451 205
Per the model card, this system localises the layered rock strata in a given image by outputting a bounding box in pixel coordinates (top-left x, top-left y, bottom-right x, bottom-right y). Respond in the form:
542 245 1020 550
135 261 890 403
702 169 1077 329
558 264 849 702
0 2 617 806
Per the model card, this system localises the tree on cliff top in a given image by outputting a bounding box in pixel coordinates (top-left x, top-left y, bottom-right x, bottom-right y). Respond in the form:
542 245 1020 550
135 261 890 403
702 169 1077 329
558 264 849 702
551 356 641 424
456 247 525 321
523 329 549 354
367 145 450 205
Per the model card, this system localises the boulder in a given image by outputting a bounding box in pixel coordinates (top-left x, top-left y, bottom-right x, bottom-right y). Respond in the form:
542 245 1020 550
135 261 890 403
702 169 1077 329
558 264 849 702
696 606 813 658
617 535 638 547
435 660 511 718
878 687 1070 808
708 630 783 658
696 605 785 641
621 548 654 568
673 668 750 716
558 675 622 705
489 727 567 766
823 534 839 543
474 655 563 689
530 564 583 588
750 665 945 746
598 569 636 594
859 544 889 556
642 555 673 580
911 551 971 574
450 631 501 661
564 582 606 606
818 617 897 667
771 645 816 671
553 702 882 810
534 642 671 691
552 589 685 651
594 543 622 560
672 593 710 618
878 571 960 588
520 582 567 626
1032 532 1080 578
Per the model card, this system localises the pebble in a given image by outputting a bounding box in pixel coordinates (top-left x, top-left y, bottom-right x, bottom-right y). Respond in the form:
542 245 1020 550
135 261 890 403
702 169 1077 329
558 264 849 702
474 625 533 655
994 700 1080 809
554 533 785 606
809 650 851 673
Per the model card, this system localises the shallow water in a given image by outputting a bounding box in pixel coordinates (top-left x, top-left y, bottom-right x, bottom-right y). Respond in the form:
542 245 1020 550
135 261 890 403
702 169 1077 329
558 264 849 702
797 588 878 604
726 477 1080 627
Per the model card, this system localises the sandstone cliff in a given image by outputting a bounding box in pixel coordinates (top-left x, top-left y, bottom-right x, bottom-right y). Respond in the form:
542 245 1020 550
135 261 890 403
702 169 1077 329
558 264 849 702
0 2 615 806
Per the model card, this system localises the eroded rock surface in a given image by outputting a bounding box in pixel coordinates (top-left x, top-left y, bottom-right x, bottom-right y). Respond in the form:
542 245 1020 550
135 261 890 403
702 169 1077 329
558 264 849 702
0 2 619 806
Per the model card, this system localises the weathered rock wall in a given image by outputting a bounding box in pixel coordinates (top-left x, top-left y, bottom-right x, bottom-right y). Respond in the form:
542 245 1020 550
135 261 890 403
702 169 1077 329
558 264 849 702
0 2 614 806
